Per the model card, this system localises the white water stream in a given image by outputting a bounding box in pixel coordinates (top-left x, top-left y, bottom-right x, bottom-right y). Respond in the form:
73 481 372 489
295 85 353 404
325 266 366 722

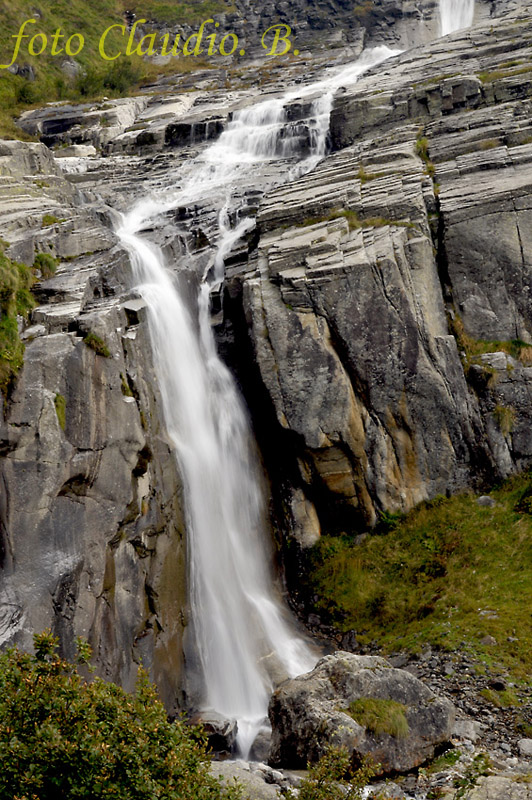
439 0 475 35
117 45 397 757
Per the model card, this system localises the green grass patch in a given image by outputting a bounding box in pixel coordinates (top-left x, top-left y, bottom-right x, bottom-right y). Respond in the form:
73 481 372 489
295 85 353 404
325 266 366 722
54 393 66 430
300 208 415 231
125 0 234 24
304 472 532 681
478 65 532 83
34 252 59 279
120 372 133 397
41 214 64 227
426 749 462 774
451 314 532 368
416 135 435 179
344 698 409 738
0 0 229 139
479 687 520 707
0 245 35 396
83 331 111 357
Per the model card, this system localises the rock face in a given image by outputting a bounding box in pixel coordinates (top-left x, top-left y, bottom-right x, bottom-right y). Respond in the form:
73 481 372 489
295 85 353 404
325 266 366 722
268 652 455 773
0 139 187 713
221 5 532 558
2 0 532 725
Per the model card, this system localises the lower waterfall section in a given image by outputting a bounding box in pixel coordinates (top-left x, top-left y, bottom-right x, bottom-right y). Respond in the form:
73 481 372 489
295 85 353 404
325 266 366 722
116 45 397 757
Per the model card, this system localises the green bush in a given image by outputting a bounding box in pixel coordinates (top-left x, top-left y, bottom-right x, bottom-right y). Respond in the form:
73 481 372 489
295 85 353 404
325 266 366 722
0 248 35 396
34 252 59 279
0 631 242 800
285 746 377 800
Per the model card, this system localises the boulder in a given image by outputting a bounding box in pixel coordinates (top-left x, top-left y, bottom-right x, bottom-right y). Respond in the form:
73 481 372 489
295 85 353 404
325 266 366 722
268 652 455 775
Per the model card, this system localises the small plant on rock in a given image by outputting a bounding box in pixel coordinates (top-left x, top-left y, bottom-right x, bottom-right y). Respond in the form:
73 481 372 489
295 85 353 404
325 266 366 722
34 251 59 279
83 331 111 358
284 746 377 800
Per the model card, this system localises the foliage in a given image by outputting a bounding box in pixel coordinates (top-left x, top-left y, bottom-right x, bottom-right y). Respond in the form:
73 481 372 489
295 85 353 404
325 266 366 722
284 746 377 800
300 208 415 231
493 403 516 437
41 214 62 227
416 135 436 179
83 331 111 357
54 393 66 430
34 252 59 279
0 0 233 138
345 698 409 738
0 246 35 396
426 748 462 774
453 753 492 799
479 687 520 708
120 372 134 397
451 314 532 368
303 470 532 680
0 631 242 800
125 0 233 24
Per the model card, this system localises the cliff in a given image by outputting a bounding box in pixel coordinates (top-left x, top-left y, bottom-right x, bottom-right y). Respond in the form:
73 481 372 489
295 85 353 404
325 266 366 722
0 0 531 723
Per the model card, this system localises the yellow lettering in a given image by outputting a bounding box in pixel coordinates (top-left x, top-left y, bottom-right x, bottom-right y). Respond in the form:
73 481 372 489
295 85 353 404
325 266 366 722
218 33 238 56
99 24 125 61
205 32 218 56
261 24 292 56
183 18 214 57
126 19 147 56
136 32 157 56
28 32 47 56
50 29 64 56
161 32 181 57
0 19 36 70
65 33 84 57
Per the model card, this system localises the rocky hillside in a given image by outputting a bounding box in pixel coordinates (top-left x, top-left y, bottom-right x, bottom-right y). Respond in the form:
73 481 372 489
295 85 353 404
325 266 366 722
0 0 531 777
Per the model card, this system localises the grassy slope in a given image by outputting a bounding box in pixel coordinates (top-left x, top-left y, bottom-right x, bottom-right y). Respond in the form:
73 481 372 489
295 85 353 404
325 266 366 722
0 239 35 395
0 0 232 138
304 473 532 681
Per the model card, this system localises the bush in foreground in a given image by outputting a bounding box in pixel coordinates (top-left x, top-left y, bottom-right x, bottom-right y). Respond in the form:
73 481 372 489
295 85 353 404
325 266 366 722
0 631 241 800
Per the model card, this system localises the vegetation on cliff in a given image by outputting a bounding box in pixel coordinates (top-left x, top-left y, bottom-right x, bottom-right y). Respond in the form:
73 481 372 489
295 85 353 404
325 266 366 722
304 471 532 681
0 631 241 800
0 0 232 138
0 239 35 396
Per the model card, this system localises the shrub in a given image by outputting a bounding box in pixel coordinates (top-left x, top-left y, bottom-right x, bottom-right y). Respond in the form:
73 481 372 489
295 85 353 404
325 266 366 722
0 251 35 396
285 746 377 800
84 331 111 357
42 214 62 227
0 631 242 800
34 252 59 279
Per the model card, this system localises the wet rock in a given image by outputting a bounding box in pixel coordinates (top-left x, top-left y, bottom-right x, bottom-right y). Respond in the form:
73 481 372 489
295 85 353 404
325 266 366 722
191 712 238 756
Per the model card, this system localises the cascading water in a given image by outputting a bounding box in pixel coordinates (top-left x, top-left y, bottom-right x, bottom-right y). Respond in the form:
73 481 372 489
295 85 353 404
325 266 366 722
116 44 398 757
439 0 475 35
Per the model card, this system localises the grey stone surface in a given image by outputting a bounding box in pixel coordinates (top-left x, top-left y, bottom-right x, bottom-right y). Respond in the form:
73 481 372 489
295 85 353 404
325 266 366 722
268 652 455 774
0 141 187 713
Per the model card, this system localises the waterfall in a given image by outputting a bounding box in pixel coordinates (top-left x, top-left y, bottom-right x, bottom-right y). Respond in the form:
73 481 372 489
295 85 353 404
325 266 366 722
439 0 475 35
116 44 397 758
